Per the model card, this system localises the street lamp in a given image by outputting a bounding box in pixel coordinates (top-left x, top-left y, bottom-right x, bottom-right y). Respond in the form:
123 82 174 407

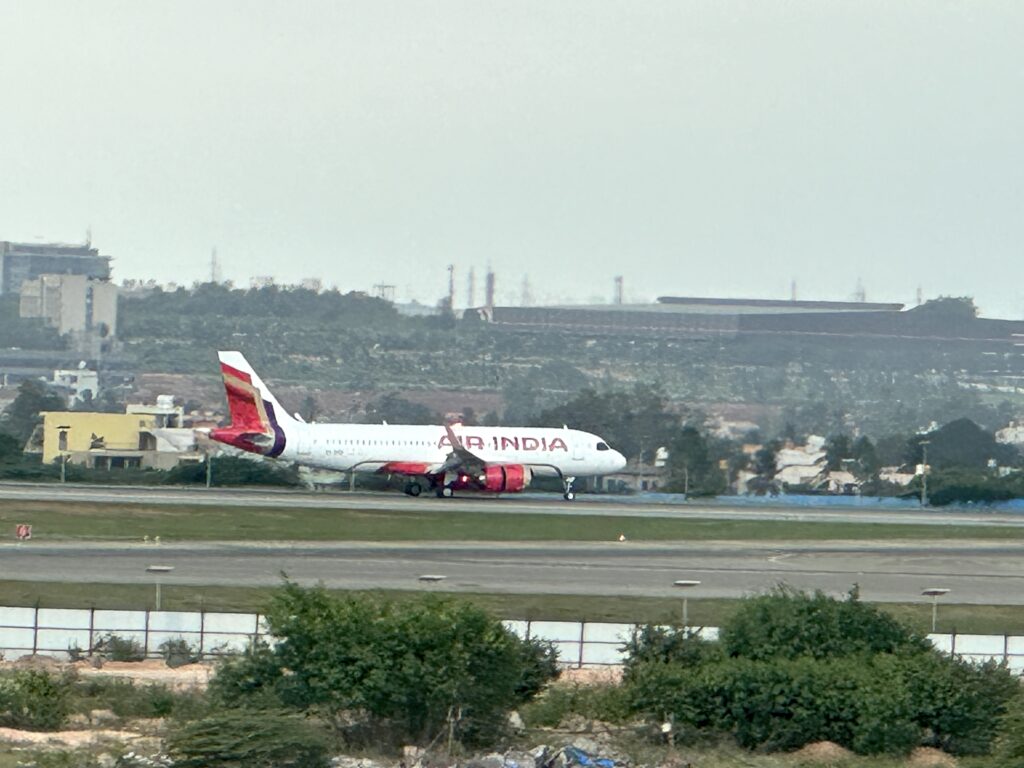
146 565 174 611
921 587 950 632
673 579 701 628
56 425 71 483
919 440 931 507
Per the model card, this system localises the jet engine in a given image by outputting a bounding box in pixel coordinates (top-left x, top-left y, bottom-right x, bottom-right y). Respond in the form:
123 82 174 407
480 464 532 493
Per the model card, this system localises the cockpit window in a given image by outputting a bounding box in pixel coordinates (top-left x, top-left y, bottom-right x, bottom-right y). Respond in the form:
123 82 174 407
596 442 610 451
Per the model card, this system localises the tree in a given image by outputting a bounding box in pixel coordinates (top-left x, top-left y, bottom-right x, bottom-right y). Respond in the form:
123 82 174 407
0 432 21 463
210 583 558 746
666 426 726 496
364 393 439 425
0 380 65 444
906 418 1018 470
825 434 852 471
753 440 781 477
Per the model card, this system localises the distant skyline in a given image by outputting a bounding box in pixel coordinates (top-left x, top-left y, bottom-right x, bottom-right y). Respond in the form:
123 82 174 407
2 1 1022 316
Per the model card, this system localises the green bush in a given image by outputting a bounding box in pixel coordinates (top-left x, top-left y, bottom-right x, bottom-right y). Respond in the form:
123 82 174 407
73 677 208 721
626 655 919 755
719 585 929 661
621 625 722 679
893 653 1018 756
210 582 559 746
93 633 146 662
159 638 201 668
992 692 1024 767
623 587 1018 757
520 682 630 728
166 709 331 768
0 669 72 730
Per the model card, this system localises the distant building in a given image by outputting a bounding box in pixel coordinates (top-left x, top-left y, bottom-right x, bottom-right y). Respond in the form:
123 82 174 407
19 274 117 336
0 240 111 295
53 368 100 407
38 395 202 470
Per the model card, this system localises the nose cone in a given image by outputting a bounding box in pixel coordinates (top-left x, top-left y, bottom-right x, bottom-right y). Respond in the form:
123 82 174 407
610 450 627 472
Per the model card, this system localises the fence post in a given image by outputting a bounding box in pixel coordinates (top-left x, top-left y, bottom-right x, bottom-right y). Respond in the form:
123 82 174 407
32 605 39 656
88 607 95 654
578 621 585 668
144 609 151 659
200 608 206 658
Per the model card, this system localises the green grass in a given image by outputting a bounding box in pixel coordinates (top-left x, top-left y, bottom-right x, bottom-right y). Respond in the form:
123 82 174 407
1 579 1021 634
3 500 1023 542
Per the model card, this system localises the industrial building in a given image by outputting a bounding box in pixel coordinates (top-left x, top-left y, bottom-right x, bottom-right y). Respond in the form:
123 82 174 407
486 295 1024 351
0 240 111 295
19 274 118 337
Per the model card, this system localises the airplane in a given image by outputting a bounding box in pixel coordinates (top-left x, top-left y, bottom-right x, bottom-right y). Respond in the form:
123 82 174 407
209 351 627 500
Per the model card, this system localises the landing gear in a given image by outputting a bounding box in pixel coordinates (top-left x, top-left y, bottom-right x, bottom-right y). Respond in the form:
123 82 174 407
403 481 422 497
562 476 576 501
436 486 454 498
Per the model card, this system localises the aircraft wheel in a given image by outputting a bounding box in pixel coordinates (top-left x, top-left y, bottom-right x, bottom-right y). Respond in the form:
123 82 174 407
441 487 454 498
405 482 422 497
563 491 576 501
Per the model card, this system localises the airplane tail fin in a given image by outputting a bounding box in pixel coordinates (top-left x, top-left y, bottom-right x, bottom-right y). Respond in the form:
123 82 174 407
212 351 292 456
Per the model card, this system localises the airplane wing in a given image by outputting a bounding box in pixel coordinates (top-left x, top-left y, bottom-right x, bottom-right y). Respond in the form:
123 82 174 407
440 424 487 476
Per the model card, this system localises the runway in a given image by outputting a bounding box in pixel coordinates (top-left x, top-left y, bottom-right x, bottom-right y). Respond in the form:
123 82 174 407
2 482 1024 527
2 539 1023 605
3 482 1024 605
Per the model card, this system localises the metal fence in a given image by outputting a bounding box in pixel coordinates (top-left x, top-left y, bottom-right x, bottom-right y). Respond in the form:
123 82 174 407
1 607 1022 671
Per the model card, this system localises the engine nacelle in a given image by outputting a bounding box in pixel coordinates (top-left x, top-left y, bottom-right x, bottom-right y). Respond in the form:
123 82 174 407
480 464 531 493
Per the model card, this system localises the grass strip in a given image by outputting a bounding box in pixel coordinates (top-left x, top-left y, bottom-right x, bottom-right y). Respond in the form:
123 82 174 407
0 579 1020 635
3 500 1024 542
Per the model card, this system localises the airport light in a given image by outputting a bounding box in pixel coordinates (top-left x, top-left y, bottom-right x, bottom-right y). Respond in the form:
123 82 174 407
673 579 701 627
417 574 446 583
921 587 950 632
146 565 174 611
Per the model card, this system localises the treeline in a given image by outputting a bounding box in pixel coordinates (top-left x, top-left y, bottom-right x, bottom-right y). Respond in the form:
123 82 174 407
113 285 1024 438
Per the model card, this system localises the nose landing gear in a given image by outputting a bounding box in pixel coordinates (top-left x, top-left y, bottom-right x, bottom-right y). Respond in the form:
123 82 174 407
562 476 576 501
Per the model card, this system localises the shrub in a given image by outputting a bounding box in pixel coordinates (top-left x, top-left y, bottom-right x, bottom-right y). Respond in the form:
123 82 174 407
626 655 919 755
992 692 1024 768
719 585 929 661
621 625 722 680
520 682 630 728
0 669 72 730
159 638 201 668
210 582 559 746
93 633 146 662
166 709 331 768
74 677 208 720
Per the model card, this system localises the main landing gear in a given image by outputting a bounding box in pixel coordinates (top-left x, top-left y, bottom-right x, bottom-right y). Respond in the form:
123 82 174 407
562 476 576 501
403 481 423 497
435 486 454 498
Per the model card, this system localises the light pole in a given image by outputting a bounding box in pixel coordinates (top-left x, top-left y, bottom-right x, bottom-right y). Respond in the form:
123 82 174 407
919 440 931 507
673 579 701 628
56 425 71 483
146 565 174 611
922 587 950 632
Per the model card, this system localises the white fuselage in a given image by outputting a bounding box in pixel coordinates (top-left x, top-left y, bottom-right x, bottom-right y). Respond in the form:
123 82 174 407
277 422 626 478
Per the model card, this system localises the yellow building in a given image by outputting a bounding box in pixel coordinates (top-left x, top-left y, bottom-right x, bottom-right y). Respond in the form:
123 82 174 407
40 407 202 471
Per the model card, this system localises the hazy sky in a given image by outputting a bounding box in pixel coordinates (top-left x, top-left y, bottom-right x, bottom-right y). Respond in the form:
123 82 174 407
1 1 1022 315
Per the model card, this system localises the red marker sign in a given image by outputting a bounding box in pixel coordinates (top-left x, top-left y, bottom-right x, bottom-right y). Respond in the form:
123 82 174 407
15 524 32 541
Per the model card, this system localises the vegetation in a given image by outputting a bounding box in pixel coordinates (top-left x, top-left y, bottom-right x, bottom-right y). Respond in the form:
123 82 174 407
167 709 332 768
210 582 558 746
623 587 1020 757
